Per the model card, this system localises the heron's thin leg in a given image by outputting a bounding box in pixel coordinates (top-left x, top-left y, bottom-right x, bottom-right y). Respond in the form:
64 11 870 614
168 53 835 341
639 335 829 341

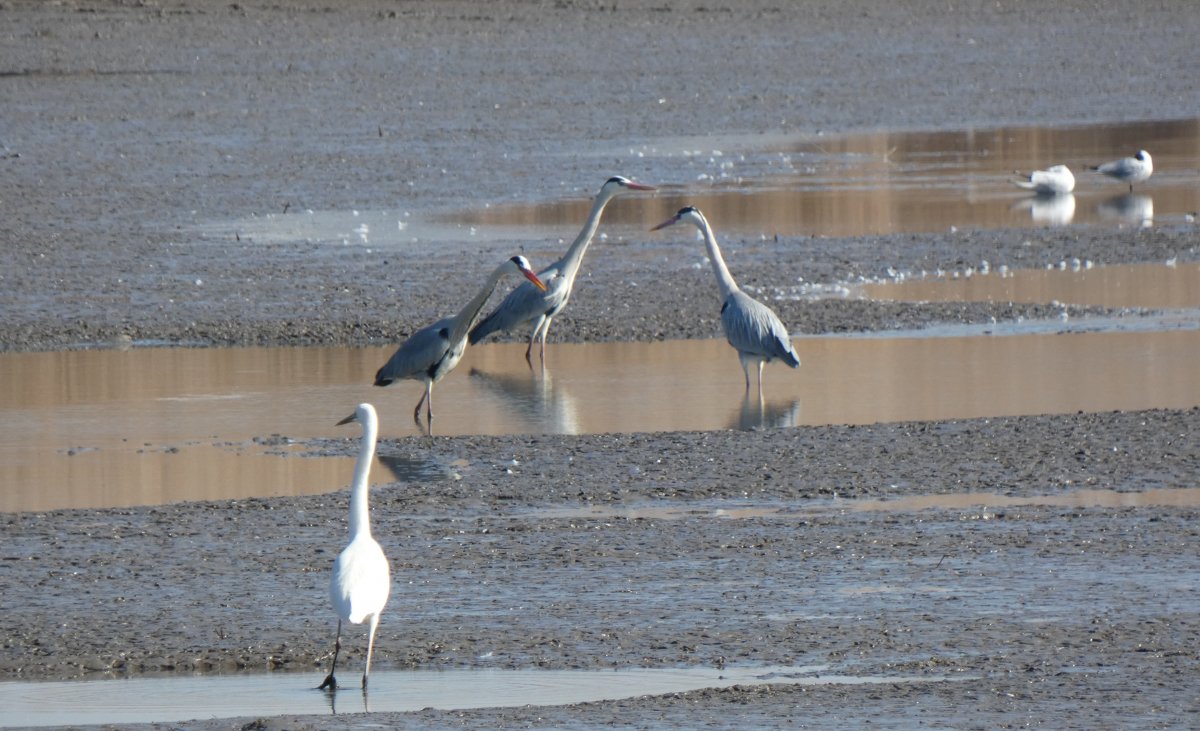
757 360 765 400
412 389 428 425
525 315 547 364
319 620 342 691
538 318 551 363
739 355 752 393
362 613 380 690
424 382 434 421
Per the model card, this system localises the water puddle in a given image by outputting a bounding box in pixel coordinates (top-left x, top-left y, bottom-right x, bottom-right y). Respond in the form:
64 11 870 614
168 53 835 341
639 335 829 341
0 664 965 727
523 487 1200 523
860 260 1200 309
849 487 1200 512
204 118 1200 246
3 325 1200 512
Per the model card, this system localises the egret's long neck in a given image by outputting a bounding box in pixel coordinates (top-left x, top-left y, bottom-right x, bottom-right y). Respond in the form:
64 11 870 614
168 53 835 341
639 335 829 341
348 414 378 539
449 265 506 343
699 219 739 299
555 190 616 282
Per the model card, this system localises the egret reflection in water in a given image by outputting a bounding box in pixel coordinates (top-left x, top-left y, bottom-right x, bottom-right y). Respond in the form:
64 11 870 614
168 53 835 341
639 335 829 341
468 365 581 435
1012 193 1076 225
325 688 369 715
1098 193 1153 227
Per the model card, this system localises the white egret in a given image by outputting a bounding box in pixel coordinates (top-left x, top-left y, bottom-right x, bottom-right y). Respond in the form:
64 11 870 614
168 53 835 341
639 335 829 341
319 403 390 692
469 176 656 363
374 255 546 424
652 206 800 396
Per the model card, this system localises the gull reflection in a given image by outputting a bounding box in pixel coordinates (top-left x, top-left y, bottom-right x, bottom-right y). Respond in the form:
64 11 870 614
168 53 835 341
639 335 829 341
735 393 803 430
1012 193 1076 225
468 365 580 435
1098 193 1154 227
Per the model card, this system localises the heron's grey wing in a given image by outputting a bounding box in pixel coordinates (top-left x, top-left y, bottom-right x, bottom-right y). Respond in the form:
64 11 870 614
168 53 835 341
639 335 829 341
722 292 801 367
469 267 566 344
374 318 454 385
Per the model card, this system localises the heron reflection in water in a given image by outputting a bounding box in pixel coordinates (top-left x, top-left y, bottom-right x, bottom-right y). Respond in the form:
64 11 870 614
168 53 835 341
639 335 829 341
468 363 581 435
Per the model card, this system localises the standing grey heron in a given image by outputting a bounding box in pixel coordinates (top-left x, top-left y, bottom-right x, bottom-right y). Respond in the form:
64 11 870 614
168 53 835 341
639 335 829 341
320 403 389 692
1089 150 1153 192
652 207 800 396
374 255 546 425
469 176 656 362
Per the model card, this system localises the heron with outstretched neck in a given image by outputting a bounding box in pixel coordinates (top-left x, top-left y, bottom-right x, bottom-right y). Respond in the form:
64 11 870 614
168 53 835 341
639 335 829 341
469 176 656 363
374 255 546 425
652 206 800 397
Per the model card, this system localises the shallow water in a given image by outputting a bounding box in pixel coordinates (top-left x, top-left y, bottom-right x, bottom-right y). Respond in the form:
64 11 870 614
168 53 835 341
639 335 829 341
523 487 1200 522
2 316 1200 512
0 664 962 727
12 117 1200 514
215 118 1200 246
861 260 1200 308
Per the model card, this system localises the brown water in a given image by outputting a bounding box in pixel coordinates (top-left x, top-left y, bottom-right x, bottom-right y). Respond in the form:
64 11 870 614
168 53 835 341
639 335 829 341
460 118 1200 237
12 118 1200 513
3 321 1199 512
220 119 1200 247
860 260 1200 308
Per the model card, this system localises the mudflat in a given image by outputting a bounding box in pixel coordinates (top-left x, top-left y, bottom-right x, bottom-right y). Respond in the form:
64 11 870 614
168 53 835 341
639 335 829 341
1 1 1198 729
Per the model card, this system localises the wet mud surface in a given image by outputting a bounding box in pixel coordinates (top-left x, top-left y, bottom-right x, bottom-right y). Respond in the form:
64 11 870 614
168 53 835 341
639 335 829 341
2 0 1200 729
6 410 1200 729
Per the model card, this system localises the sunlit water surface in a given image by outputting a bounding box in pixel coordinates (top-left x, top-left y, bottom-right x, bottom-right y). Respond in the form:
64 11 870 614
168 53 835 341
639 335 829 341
2 304 1199 512
207 118 1200 246
9 119 1200 513
0 664 967 728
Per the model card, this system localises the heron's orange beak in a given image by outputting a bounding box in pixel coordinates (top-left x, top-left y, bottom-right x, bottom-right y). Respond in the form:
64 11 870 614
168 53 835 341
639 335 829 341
522 269 548 291
626 181 657 192
650 216 678 232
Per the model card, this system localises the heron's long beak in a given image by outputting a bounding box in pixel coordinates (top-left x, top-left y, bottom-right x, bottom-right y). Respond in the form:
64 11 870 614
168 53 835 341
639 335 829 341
650 216 678 232
522 269 548 292
626 181 657 192
336 412 357 426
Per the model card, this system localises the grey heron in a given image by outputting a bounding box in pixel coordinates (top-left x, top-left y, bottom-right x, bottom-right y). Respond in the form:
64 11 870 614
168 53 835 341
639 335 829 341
652 206 800 396
374 255 546 424
469 176 656 362
320 403 390 692
1013 164 1075 195
1089 150 1153 192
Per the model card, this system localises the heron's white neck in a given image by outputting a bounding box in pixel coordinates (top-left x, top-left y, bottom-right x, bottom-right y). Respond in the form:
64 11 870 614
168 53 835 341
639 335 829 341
554 189 619 282
696 217 739 300
348 411 378 539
